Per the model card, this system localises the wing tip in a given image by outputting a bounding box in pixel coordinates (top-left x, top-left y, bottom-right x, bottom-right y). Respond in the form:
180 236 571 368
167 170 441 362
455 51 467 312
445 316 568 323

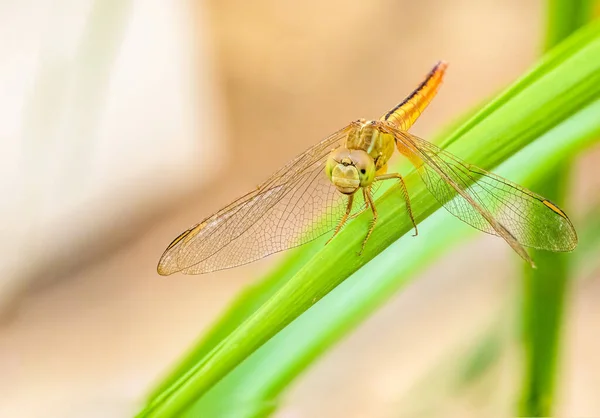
157 253 181 276
156 262 175 276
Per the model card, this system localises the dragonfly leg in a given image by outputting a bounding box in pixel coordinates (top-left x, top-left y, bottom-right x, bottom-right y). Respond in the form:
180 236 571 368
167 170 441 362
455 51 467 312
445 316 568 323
360 187 377 255
348 201 368 220
326 193 354 245
375 173 418 236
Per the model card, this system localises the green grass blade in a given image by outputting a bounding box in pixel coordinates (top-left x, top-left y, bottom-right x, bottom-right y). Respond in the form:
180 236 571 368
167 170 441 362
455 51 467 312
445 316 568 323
546 0 595 50
575 206 600 272
138 21 600 417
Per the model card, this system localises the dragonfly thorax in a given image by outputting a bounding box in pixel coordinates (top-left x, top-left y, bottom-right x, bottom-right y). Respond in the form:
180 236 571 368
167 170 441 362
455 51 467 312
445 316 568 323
325 148 376 194
346 120 396 172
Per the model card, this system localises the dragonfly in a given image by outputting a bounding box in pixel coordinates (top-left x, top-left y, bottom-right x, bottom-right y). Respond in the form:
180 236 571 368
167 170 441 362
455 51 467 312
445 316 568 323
157 61 578 275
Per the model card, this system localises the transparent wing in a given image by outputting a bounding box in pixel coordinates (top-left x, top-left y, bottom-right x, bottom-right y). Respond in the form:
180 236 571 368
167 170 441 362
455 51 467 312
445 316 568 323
158 125 361 275
391 128 578 264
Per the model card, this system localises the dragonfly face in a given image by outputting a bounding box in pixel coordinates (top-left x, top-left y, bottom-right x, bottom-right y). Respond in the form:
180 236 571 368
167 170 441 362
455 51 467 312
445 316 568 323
325 148 376 194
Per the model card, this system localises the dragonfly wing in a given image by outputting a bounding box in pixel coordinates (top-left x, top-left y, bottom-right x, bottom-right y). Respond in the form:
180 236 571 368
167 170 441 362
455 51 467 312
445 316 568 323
157 125 354 275
391 129 578 264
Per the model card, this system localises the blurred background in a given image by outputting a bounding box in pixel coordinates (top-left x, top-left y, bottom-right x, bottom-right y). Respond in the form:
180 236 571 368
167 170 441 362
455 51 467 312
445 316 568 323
0 0 599 417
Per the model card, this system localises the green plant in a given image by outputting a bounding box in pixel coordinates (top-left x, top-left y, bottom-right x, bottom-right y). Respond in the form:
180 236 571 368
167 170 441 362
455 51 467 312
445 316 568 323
138 21 600 418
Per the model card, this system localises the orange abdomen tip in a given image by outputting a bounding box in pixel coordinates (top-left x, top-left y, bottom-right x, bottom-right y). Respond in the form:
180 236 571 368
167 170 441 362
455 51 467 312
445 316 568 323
381 60 448 131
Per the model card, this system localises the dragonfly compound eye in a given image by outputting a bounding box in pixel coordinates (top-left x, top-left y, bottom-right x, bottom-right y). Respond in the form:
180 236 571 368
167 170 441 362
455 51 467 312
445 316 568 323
351 150 376 187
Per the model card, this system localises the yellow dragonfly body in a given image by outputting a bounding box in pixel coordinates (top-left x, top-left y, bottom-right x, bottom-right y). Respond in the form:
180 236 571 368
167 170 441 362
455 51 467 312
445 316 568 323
158 62 577 275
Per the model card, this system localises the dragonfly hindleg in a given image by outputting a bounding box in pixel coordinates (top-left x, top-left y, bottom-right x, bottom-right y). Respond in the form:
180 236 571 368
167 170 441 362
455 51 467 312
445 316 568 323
375 173 418 236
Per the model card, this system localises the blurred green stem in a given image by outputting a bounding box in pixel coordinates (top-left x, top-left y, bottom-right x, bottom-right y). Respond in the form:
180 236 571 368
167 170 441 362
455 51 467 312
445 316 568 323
518 0 595 415
545 0 595 50
519 169 571 416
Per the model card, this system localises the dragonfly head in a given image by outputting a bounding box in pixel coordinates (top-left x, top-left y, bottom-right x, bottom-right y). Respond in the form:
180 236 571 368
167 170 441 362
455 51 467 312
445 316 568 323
326 148 376 194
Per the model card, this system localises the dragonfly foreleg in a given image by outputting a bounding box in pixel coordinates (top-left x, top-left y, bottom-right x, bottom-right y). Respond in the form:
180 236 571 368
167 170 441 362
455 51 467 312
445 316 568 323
360 186 377 255
326 193 355 245
375 173 418 236
348 201 369 220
